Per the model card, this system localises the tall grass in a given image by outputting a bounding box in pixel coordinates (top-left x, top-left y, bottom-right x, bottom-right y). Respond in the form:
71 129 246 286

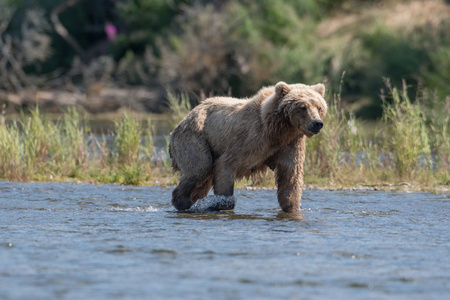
166 90 192 128
0 109 173 185
112 115 156 185
0 120 23 179
380 80 431 178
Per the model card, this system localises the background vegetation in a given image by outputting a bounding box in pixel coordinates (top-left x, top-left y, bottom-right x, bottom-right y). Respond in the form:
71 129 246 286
0 0 449 118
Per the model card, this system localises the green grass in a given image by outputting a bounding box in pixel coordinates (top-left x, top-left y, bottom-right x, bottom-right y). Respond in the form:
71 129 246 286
0 84 448 190
0 108 175 185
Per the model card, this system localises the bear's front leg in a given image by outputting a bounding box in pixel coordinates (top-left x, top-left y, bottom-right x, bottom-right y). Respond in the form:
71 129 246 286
272 138 305 212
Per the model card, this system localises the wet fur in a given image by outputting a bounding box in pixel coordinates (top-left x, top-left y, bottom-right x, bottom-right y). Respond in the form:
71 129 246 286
169 82 327 212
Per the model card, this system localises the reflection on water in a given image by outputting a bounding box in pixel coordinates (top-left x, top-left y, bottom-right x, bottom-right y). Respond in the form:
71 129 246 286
0 182 448 300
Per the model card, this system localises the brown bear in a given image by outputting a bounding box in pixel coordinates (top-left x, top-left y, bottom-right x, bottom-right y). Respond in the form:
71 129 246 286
169 81 327 212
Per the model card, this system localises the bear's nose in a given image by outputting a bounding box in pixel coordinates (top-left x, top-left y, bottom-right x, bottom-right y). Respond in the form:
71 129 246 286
313 120 323 130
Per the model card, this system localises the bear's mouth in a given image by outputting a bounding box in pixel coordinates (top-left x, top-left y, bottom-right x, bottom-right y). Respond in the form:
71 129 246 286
308 128 321 134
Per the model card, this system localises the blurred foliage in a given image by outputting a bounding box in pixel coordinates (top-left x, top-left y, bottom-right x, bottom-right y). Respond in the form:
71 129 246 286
0 0 449 118
112 0 191 58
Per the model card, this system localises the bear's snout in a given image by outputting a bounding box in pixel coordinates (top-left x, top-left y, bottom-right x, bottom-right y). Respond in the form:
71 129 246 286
308 120 323 134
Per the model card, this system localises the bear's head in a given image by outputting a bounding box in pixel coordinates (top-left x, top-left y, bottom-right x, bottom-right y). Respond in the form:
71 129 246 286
275 81 327 138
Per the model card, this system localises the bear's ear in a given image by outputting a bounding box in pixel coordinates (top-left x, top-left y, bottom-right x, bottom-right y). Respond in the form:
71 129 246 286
310 83 326 97
275 81 291 97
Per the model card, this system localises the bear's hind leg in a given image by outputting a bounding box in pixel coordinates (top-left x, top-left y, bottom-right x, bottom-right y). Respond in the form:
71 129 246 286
172 156 213 211
172 174 205 210
191 176 213 203
170 133 214 210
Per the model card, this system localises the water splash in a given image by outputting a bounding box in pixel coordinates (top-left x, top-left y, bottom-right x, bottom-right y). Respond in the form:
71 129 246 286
109 206 159 212
188 195 236 212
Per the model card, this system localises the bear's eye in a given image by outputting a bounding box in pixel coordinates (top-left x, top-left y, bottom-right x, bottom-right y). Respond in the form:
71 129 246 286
300 106 307 111
318 107 322 112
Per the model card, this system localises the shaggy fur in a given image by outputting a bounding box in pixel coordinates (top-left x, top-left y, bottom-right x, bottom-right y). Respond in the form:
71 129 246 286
169 81 327 212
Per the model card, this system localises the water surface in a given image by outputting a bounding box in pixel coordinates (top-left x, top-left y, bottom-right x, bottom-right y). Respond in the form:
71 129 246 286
0 182 448 299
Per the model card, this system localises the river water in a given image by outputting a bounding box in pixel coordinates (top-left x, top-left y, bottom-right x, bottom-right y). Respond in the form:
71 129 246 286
0 182 448 300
